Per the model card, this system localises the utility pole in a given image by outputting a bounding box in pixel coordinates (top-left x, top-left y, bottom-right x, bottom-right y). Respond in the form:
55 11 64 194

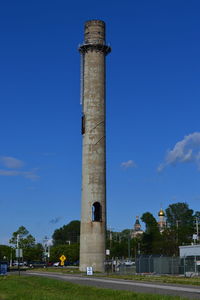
128 235 131 259
17 234 19 249
108 226 114 249
128 229 132 259
138 242 141 255
196 217 199 239
10 249 12 267
43 236 49 264
16 234 20 276
176 220 180 245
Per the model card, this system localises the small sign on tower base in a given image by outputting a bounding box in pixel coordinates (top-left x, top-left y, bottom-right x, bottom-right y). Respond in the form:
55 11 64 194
86 266 93 275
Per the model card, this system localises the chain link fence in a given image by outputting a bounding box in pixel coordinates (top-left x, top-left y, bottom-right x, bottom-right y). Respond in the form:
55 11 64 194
105 256 200 276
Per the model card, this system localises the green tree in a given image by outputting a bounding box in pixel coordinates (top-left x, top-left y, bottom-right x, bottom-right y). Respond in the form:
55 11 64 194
160 227 177 256
193 211 200 236
141 212 162 254
50 244 79 263
24 243 44 262
194 211 200 219
106 229 127 258
166 202 194 245
9 226 43 262
0 245 11 261
166 202 193 228
9 226 35 248
52 220 80 246
106 229 142 259
109 240 129 258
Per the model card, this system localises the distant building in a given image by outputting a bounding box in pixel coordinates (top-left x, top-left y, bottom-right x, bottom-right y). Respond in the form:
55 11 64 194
158 208 166 233
179 244 200 257
131 216 143 238
131 208 166 238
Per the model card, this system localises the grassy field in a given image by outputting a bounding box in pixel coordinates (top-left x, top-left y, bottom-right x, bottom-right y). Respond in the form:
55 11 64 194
28 268 200 286
0 275 189 300
108 274 200 286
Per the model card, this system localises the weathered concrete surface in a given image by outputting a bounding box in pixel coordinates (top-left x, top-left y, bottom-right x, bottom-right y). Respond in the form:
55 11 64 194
79 20 111 272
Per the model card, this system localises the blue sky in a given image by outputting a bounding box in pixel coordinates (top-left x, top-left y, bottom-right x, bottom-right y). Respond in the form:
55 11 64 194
1 0 200 244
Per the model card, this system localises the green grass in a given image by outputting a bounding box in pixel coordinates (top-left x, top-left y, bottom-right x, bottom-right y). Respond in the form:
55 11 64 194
29 268 200 286
29 267 82 274
108 274 200 286
0 275 189 300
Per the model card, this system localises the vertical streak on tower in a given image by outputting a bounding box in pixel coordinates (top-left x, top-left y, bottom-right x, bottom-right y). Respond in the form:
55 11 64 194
79 20 111 272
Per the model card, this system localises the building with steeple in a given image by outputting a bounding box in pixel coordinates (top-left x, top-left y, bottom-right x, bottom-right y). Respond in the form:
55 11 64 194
131 208 166 238
158 208 166 233
131 216 144 238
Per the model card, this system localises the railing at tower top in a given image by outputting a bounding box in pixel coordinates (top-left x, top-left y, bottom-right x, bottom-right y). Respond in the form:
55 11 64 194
78 43 111 56
78 41 111 47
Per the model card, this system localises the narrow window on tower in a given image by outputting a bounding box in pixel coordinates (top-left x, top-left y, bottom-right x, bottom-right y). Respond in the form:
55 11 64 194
92 202 102 222
81 114 85 134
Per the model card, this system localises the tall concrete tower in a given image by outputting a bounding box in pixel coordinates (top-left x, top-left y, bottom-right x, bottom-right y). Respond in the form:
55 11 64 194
79 20 111 272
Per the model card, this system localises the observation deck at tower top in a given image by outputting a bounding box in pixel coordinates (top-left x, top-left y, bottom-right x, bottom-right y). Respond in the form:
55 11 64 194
78 20 111 55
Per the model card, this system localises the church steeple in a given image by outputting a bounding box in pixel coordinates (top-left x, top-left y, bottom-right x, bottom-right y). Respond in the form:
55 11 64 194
132 216 143 238
158 208 166 233
134 216 141 231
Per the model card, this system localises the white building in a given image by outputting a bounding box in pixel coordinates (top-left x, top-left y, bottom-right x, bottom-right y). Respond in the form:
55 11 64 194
179 245 200 257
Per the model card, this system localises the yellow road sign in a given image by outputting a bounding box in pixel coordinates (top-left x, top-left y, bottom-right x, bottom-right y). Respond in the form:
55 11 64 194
59 255 66 262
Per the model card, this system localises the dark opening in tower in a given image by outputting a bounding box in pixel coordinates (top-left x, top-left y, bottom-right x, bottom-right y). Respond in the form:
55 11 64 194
81 114 85 134
92 202 102 222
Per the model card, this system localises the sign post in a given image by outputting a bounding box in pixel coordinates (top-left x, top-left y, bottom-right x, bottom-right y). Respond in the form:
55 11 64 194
86 266 93 275
16 248 23 276
59 255 66 266
106 249 110 256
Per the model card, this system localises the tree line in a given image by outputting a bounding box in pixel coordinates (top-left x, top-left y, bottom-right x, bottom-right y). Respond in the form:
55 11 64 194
0 221 80 263
0 202 199 263
109 202 200 258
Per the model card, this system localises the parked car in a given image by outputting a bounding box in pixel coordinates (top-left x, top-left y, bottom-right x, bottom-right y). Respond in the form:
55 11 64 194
12 262 27 266
53 262 60 267
124 260 135 266
64 261 72 266
73 260 79 266
29 261 46 268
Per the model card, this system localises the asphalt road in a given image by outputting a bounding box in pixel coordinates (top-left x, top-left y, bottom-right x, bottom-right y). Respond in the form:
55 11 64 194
24 271 200 299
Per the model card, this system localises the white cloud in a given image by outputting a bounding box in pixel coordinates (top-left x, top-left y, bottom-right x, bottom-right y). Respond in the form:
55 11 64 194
0 169 39 181
0 155 39 180
0 170 20 176
49 216 62 224
0 156 24 169
158 132 200 172
121 160 137 169
23 170 40 181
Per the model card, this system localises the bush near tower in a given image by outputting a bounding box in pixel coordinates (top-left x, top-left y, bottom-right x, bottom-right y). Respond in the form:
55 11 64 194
52 220 80 246
50 244 79 264
51 220 80 264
